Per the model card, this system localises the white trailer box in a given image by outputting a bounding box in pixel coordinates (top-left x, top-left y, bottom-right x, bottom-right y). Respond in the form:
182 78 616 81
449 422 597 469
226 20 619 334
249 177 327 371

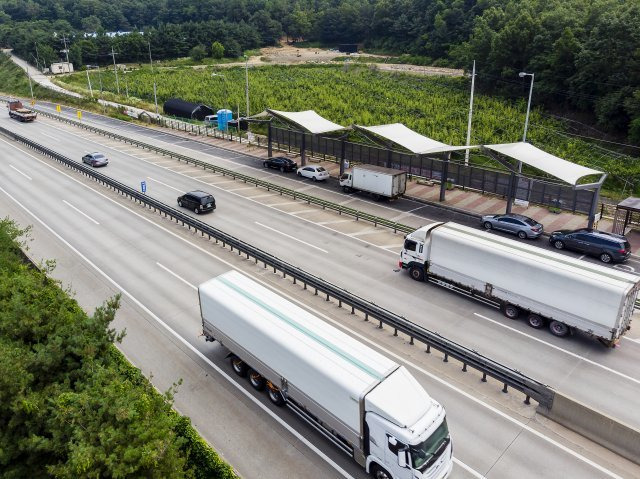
400 222 640 345
199 270 452 479
50 62 74 74
340 165 407 199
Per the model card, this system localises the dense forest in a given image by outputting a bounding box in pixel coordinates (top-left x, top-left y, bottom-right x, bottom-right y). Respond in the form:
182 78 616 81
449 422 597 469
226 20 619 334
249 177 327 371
0 0 638 145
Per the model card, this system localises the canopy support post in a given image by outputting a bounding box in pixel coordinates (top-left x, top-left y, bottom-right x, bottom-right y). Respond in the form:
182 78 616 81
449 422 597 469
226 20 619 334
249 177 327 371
586 174 607 229
506 172 516 214
339 138 347 176
439 154 450 202
267 120 273 158
301 133 307 166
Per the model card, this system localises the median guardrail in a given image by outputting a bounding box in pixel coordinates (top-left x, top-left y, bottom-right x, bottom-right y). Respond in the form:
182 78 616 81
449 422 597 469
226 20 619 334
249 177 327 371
29 105 414 235
0 123 554 409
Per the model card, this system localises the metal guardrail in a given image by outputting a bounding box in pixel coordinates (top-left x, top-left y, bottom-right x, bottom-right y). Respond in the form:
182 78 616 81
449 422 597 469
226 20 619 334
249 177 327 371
0 124 555 408
32 106 414 234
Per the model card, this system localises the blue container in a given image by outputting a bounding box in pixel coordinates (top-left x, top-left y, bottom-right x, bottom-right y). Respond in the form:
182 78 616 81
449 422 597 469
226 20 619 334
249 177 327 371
216 109 233 131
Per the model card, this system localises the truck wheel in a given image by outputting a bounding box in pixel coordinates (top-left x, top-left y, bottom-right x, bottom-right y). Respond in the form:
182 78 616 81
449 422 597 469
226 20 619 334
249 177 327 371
342 186 351 193
230 356 248 377
248 370 265 390
503 303 519 319
267 387 286 406
553 240 565 250
370 464 392 479
483 222 493 230
549 321 569 337
527 314 545 329
599 252 612 263
409 266 425 282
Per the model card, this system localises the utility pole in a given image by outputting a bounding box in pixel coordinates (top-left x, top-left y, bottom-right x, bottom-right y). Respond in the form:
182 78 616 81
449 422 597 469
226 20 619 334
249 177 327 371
465 60 476 166
86 67 93 97
34 43 42 71
518 71 535 173
62 34 70 65
27 67 34 101
244 55 250 135
111 46 120 95
148 42 159 115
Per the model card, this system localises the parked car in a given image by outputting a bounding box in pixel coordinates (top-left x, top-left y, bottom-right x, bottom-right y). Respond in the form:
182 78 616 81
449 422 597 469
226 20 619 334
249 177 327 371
549 228 631 263
177 190 216 214
296 165 330 182
263 156 297 172
82 152 109 167
481 213 543 239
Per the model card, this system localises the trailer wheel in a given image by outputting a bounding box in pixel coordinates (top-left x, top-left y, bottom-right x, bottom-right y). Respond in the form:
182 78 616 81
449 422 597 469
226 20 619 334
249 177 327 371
409 266 425 282
248 370 265 390
527 314 545 329
370 464 392 479
549 321 569 337
503 303 519 319
230 356 248 377
267 387 286 406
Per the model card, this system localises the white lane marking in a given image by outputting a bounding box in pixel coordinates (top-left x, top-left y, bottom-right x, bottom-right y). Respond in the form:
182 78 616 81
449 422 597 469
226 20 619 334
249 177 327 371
270 201 302 207
0 187 354 479
474 313 640 386
347 228 381 237
147 176 182 192
379 243 404 249
317 219 354 225
255 221 328 253
193 174 220 179
226 186 259 192
39 131 59 141
624 337 640 344
453 458 487 479
156 262 197 290
62 200 99 225
9 164 32 180
2 140 594 478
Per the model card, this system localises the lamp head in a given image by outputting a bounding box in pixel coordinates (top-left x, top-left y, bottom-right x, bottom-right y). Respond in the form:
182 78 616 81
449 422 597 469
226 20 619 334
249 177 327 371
519 72 526 78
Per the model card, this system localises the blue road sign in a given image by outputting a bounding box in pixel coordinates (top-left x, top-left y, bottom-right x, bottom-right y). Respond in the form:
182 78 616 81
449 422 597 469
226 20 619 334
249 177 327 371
141 180 147 193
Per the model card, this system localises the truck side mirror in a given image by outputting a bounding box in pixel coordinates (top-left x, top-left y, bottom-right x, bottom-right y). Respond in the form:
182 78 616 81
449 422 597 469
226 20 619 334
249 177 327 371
387 436 397 447
398 449 408 468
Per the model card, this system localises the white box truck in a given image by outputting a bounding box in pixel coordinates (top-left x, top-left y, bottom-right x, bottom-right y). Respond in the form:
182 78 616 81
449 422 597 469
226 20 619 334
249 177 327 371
199 270 453 479
340 165 407 200
399 222 640 346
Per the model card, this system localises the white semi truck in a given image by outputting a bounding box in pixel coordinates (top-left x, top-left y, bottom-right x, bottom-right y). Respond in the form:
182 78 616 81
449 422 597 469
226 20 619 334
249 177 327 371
199 270 453 479
399 222 640 346
340 165 407 200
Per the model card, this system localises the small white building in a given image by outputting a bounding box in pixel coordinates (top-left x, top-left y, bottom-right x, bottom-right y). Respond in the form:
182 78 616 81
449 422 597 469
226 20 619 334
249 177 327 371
50 62 74 74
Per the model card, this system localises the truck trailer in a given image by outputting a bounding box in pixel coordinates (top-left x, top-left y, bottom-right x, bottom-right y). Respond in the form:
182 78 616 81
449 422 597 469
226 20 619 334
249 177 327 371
7 100 37 122
199 270 453 479
399 222 640 346
340 165 407 200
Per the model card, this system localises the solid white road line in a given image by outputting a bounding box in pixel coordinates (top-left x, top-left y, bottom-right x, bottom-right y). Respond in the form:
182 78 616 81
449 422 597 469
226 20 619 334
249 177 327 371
624 337 640 344
0 140 551 478
62 200 99 225
156 262 197 290
147 176 182 192
473 313 640 385
453 458 487 479
9 164 32 180
0 186 354 479
255 221 328 253
38 131 60 141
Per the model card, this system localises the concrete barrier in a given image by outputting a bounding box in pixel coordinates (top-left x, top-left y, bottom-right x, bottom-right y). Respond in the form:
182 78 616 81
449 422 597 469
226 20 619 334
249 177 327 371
538 391 640 465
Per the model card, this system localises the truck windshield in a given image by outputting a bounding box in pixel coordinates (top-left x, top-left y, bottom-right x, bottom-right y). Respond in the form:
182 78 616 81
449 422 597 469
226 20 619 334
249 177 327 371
409 419 450 471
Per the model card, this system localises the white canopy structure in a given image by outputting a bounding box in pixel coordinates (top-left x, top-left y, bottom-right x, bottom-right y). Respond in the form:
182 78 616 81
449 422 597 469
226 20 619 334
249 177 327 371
484 142 603 185
266 109 346 134
354 123 477 154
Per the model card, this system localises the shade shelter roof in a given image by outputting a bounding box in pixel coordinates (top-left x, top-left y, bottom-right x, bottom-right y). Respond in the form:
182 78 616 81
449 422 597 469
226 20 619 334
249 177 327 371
266 109 347 134
354 123 478 154
483 142 603 185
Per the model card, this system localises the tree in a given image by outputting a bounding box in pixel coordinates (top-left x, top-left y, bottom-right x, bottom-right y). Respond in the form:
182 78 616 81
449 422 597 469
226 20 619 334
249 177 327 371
210 41 224 59
189 44 206 62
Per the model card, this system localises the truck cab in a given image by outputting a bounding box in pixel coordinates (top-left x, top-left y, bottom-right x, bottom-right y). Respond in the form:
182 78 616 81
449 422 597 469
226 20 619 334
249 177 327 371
339 172 353 189
399 223 442 281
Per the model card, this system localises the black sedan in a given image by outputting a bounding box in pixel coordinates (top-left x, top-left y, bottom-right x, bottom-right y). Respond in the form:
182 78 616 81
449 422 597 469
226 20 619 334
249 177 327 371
263 156 297 172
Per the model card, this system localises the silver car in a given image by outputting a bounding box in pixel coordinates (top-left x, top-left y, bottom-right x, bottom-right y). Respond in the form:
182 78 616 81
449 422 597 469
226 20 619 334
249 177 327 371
82 152 109 167
481 213 543 239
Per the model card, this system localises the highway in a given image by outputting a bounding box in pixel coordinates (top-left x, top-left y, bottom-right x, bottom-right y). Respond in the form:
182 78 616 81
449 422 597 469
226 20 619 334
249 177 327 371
0 112 639 478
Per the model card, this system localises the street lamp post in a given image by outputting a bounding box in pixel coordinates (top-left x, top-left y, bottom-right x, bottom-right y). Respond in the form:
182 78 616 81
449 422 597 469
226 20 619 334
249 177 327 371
148 42 159 115
211 72 228 133
518 71 534 174
244 55 250 137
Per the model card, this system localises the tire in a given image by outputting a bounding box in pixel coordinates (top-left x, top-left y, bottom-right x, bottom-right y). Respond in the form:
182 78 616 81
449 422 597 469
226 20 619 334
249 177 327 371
370 464 392 479
248 370 265 390
267 387 286 406
280 166 285 173
527 314 545 329
549 320 570 337
518 231 527 239
553 240 565 250
372 194 382 201
503 303 519 319
409 266 425 282
343 186 351 193
194 207 200 214
297 171 302 177
230 356 248 377
483 221 493 230
599 252 612 263
178 200 183 207
312 176 317 182
263 162 268 168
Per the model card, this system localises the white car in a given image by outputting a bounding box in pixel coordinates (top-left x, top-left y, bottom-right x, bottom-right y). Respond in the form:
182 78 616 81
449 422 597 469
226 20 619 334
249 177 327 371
296 165 330 182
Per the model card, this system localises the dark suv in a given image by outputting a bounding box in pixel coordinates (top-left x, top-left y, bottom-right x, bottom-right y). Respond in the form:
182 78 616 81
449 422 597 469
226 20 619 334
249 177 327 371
263 156 297 172
177 190 216 214
549 228 631 263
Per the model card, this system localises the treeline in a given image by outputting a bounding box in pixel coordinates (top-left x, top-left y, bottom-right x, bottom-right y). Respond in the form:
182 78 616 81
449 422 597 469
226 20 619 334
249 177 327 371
0 219 236 478
0 0 638 144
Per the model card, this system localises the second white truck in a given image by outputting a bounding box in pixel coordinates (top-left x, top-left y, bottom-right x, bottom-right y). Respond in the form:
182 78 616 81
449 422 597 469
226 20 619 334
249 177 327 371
399 222 640 346
340 165 407 200
200 270 453 479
